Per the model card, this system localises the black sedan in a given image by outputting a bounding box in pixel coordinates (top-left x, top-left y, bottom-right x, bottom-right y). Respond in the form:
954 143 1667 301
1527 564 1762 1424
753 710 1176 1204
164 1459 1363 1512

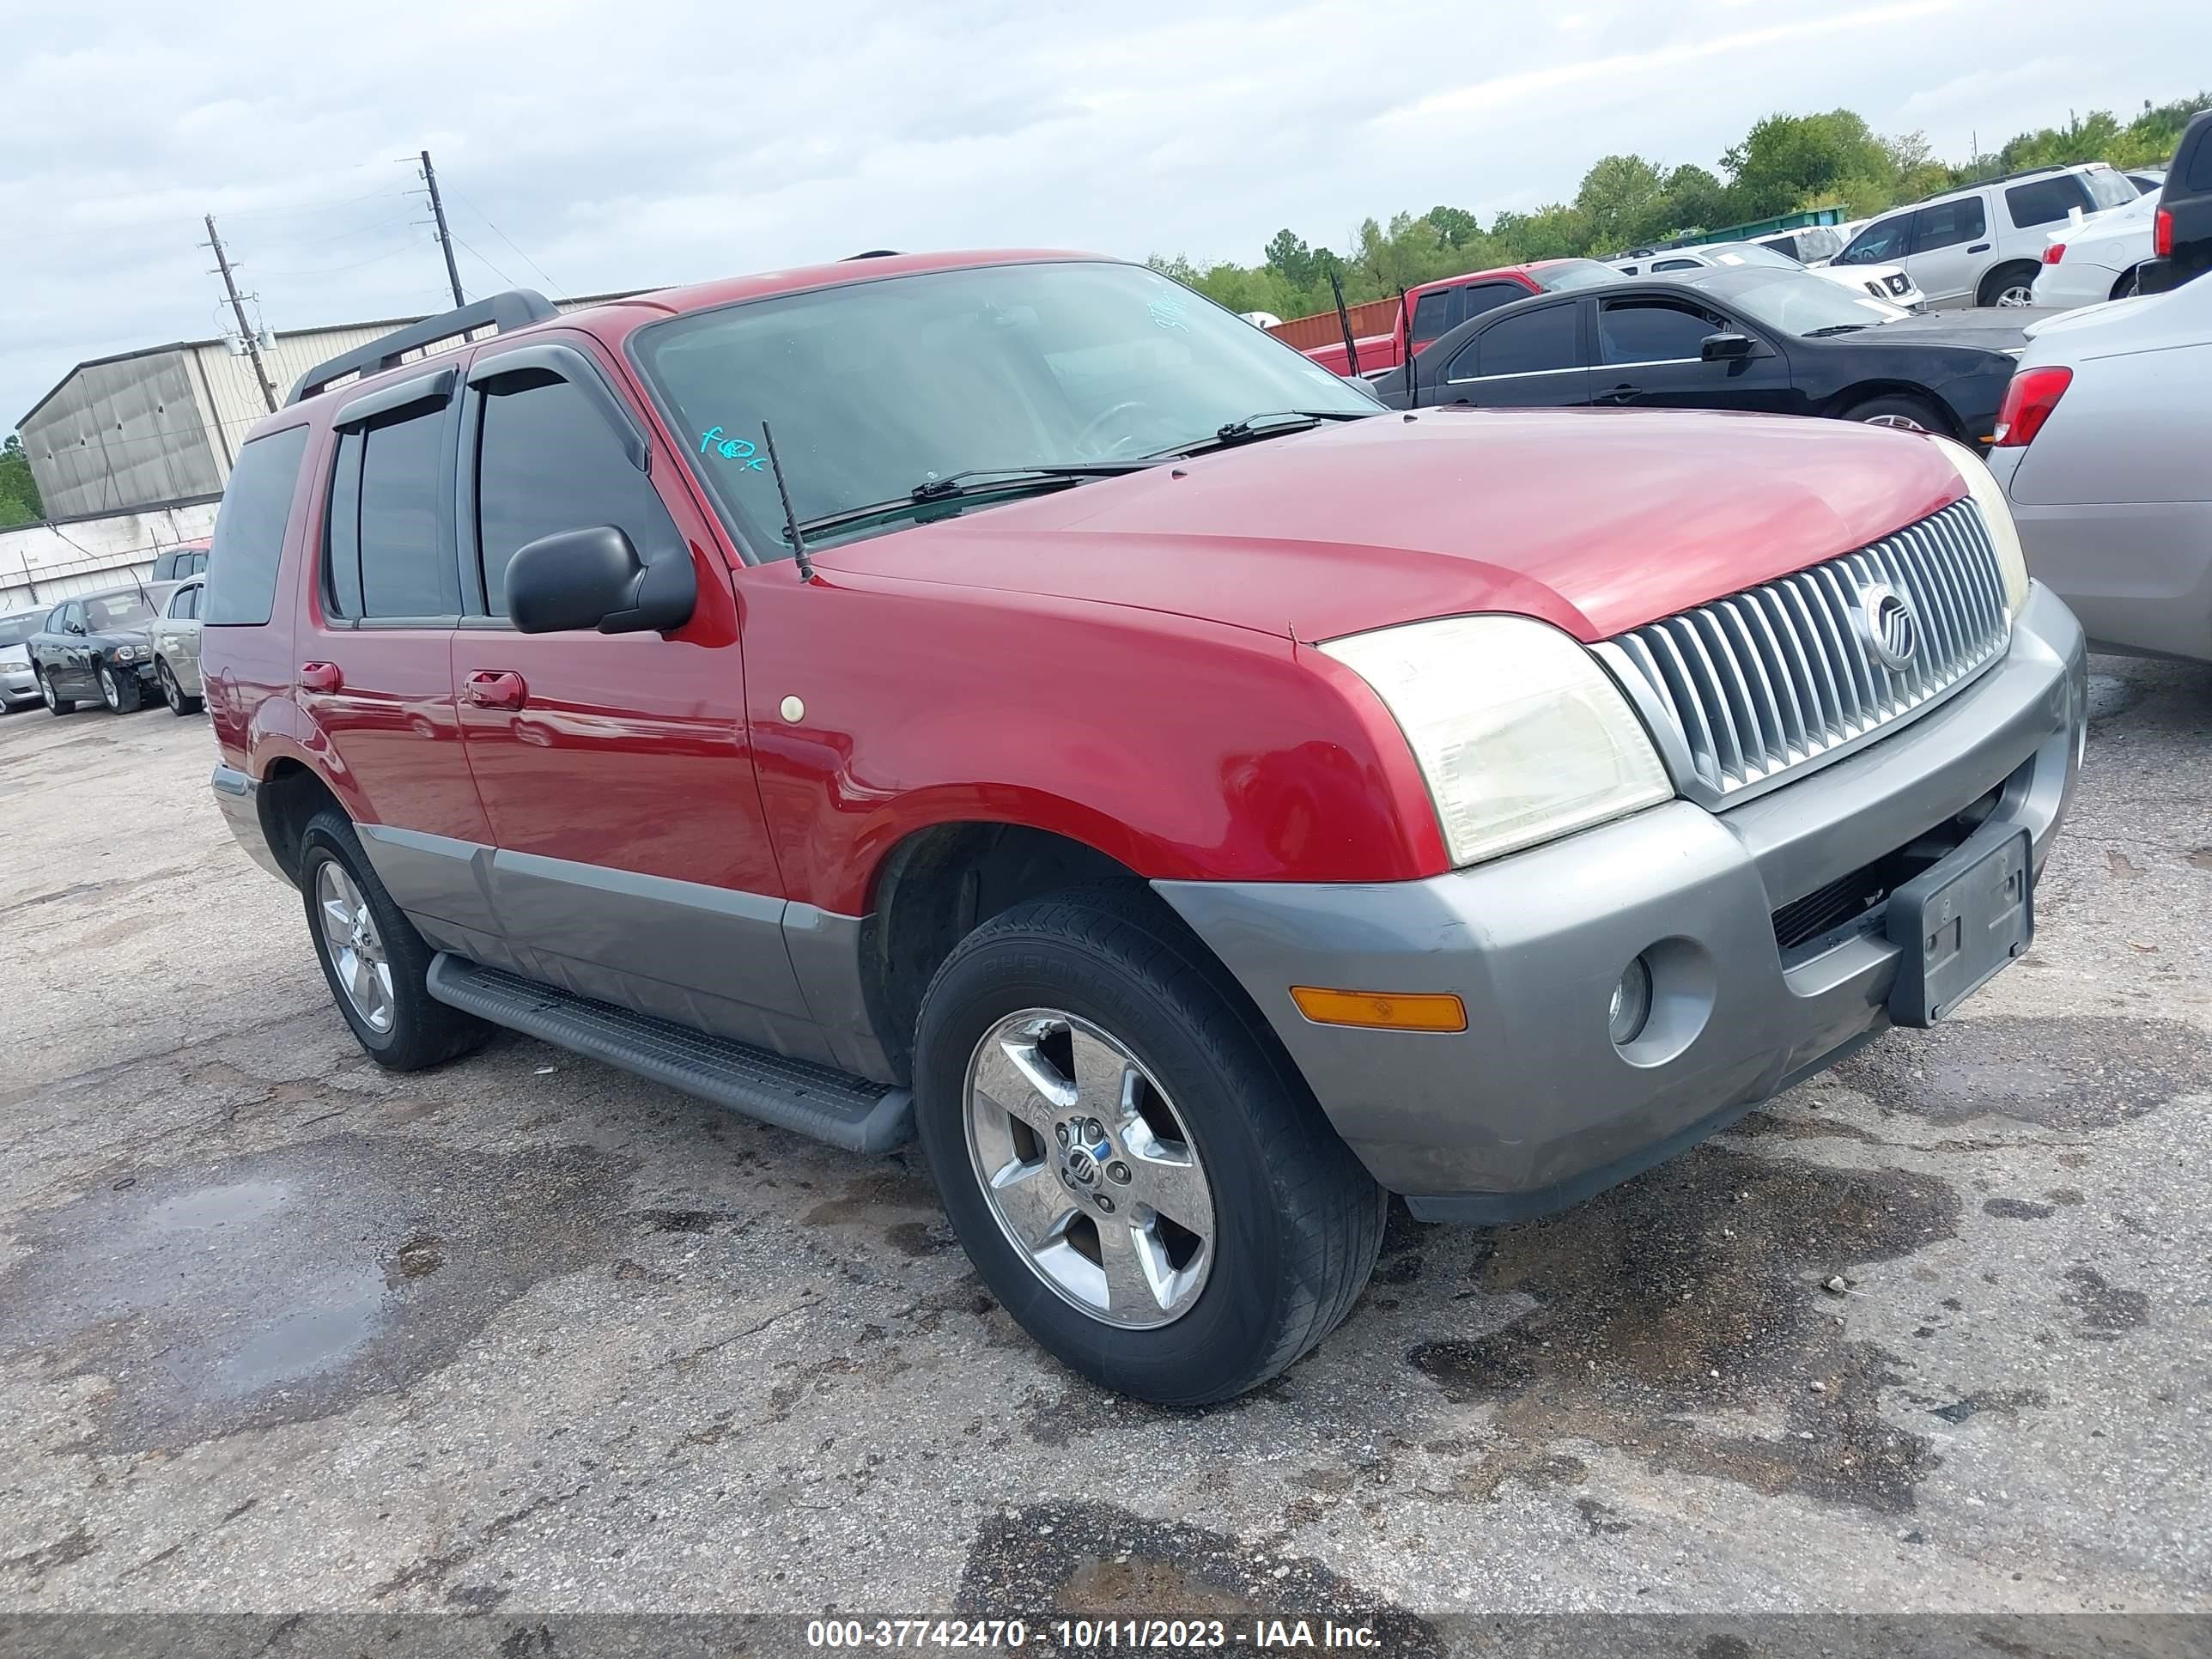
27 585 168 714
1374 264 2049 442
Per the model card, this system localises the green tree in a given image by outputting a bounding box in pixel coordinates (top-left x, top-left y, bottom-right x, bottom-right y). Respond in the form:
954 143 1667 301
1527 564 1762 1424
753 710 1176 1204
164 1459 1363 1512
1723 110 1896 220
1575 153 1670 252
1263 228 1317 289
1660 164 1731 239
1425 205 1482 250
0 434 43 529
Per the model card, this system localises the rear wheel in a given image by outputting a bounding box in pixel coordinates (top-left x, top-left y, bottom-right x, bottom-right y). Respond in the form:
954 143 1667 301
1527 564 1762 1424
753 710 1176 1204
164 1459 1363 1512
298 808 489 1071
2112 265 2145 301
1844 393 1947 434
912 892 1384 1404
157 659 203 716
1979 262 2041 308
39 673 75 716
98 663 142 714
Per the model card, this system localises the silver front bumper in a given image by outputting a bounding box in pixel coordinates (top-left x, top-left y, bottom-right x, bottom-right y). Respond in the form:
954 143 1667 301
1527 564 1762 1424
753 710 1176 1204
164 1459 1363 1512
1156 583 2087 1218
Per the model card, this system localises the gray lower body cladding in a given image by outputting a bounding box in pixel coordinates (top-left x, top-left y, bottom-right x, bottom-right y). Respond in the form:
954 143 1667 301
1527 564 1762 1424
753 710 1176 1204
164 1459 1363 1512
1155 583 2087 1219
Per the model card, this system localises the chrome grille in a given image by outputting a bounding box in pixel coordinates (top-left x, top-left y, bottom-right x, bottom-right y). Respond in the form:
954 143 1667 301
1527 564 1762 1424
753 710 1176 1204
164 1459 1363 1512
1597 500 2011 805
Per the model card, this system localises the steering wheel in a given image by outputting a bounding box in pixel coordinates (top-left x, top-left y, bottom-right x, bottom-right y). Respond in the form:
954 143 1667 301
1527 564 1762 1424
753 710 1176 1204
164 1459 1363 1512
1074 400 1156 459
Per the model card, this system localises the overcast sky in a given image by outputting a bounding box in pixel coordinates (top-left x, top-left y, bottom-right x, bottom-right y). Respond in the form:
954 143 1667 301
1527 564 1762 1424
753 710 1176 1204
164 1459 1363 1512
6 0 2207 436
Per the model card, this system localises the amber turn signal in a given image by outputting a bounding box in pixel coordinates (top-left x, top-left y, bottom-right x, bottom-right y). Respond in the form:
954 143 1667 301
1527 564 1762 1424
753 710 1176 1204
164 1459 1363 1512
1289 986 1468 1032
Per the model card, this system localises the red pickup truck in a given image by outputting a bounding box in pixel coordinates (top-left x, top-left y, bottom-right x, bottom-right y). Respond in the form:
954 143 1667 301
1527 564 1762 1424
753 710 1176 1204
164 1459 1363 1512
200 251 2084 1404
1296 258 1622 375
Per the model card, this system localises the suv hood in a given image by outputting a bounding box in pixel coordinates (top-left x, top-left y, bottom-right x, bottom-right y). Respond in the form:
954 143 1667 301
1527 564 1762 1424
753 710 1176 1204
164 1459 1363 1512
823 409 1966 642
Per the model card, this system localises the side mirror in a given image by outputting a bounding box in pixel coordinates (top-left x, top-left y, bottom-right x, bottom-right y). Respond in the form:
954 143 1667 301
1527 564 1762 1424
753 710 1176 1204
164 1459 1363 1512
66 621 87 635
1701 331 1758 362
507 526 697 635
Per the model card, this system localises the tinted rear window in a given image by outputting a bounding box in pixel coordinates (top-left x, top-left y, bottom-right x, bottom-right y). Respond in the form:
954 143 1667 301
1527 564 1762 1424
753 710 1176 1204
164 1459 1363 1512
204 424 309 626
2006 176 2090 228
1479 305 1581 376
357 410 456 618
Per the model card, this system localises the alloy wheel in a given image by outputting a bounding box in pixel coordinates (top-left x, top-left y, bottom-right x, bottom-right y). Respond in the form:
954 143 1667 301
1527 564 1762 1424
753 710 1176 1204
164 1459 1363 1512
963 1008 1215 1328
99 666 121 710
1862 413 1928 431
160 662 181 712
316 861 396 1034
40 676 56 711
1996 284 2035 307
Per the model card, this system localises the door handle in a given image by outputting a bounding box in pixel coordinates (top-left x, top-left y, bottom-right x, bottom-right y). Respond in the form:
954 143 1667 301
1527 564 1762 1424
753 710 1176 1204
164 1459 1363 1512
1966 243 1990 254
1596 384 1639 404
465 669 527 710
300 662 343 693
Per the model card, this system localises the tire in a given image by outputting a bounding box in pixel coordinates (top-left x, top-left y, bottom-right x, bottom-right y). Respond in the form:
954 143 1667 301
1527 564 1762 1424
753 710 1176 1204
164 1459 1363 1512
39 673 75 716
157 659 203 716
297 807 489 1072
98 663 143 714
1978 262 2040 308
912 891 1385 1405
1844 393 1947 434
2112 266 2144 301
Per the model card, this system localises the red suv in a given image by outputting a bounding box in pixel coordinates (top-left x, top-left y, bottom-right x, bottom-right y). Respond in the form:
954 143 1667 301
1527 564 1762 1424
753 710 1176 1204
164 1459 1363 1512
199 252 2086 1403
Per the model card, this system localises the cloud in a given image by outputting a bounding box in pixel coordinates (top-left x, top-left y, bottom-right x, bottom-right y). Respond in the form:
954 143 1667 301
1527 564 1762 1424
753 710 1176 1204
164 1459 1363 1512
5 0 2208 434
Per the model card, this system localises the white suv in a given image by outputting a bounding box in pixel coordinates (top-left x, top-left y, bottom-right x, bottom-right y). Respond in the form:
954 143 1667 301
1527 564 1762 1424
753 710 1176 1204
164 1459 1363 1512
1832 162 2139 308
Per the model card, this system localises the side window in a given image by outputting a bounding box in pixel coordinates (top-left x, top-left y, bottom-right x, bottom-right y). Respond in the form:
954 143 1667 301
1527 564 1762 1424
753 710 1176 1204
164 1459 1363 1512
189 550 209 576
323 430 366 620
1470 305 1582 378
1651 258 1702 272
356 410 457 619
52 604 77 633
203 423 309 627
167 586 197 621
2004 176 2089 228
474 374 680 618
1838 214 1911 264
1913 197 1989 252
1599 299 1723 364
1409 290 1455 348
1458 282 1525 322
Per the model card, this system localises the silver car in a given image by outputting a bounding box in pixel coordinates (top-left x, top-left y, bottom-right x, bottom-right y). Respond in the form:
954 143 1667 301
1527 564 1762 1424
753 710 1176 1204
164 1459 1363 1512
0 609 41 709
147 574 208 715
1985 275 2212 661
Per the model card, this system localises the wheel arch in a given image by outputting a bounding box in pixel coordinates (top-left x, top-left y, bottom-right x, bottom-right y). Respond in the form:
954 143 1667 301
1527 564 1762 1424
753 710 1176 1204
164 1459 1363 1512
1824 380 1964 439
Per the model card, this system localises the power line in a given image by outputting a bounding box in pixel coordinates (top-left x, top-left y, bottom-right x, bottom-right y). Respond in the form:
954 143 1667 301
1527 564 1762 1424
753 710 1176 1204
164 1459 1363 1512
448 232 520 292
256 236 438 280
441 182 568 295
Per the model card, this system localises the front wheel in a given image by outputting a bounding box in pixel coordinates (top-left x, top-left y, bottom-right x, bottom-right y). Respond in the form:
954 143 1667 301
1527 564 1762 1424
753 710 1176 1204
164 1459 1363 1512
913 893 1384 1404
158 659 203 716
98 663 143 714
1844 393 1946 434
297 808 489 1071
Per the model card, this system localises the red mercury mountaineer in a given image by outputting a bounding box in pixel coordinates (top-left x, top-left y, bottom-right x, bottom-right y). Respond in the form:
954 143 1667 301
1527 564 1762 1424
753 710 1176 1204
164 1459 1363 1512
198 251 2086 1403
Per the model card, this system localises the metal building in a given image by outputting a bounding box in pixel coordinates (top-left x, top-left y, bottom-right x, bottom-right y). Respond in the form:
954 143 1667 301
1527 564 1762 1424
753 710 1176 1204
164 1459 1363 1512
16 294 645 521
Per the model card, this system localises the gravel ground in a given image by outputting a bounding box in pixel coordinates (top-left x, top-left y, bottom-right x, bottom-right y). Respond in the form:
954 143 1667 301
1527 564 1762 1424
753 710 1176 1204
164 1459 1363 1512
0 654 2206 1626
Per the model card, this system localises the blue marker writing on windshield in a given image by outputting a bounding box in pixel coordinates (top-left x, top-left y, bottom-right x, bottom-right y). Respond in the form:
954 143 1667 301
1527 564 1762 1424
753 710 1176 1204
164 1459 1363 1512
699 427 766 470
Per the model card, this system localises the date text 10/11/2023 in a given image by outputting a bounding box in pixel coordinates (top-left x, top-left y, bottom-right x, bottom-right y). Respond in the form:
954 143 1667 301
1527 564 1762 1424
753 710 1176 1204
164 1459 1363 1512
804 1619 1385 1650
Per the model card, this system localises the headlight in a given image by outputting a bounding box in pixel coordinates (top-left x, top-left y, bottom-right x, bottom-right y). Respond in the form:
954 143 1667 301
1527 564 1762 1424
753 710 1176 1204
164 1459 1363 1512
1321 614 1673 867
112 644 142 662
1931 435 2031 617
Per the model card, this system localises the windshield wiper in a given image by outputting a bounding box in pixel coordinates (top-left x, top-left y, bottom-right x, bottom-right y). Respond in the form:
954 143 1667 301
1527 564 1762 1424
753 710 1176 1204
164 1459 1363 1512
791 463 1154 540
1802 323 1873 337
1147 408 1371 459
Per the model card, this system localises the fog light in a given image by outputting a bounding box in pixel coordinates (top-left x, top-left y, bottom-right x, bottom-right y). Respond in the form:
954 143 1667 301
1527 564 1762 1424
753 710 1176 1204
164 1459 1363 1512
1608 957 1653 1046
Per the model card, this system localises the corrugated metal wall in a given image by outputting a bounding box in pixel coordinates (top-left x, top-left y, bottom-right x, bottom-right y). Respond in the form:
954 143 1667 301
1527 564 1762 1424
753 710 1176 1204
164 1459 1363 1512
19 353 225 520
1266 297 1404 353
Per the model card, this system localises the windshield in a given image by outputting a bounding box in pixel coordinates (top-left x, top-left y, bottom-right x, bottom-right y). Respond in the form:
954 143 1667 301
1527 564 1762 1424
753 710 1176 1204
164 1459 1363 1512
0 613 40 647
635 261 1377 552
84 593 156 632
1531 259 1625 292
1712 270 1911 335
1692 242 1802 270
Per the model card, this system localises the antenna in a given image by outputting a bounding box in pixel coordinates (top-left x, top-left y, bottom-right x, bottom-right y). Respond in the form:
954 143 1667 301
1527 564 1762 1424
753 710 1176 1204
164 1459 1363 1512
760 422 815 583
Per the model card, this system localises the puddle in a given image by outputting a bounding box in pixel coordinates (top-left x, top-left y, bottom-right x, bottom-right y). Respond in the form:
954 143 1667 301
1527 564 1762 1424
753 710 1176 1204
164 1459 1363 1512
0 1133 634 1452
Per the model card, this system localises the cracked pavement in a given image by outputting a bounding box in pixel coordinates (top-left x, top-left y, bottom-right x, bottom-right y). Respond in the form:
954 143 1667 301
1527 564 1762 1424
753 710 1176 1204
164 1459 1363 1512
0 653 2206 1621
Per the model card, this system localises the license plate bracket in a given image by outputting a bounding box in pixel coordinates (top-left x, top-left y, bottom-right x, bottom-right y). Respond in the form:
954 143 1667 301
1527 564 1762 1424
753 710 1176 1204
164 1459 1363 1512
1884 823 2033 1027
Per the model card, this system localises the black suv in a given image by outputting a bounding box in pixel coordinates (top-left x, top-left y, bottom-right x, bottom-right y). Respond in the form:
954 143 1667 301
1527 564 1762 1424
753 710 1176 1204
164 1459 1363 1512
2141 108 2212 295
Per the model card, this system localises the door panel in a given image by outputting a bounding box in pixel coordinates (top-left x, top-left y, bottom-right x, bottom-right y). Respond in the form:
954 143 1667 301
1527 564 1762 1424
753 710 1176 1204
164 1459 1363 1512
1592 297 1800 415
1906 198 1990 307
452 337 817 1058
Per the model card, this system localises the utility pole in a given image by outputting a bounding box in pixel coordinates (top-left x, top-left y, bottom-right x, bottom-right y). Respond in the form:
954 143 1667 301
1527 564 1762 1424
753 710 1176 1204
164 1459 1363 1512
205 215 278 414
420 150 465 308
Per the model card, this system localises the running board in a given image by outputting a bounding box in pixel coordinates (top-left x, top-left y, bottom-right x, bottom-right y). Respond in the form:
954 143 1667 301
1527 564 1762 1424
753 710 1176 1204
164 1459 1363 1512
425 954 913 1154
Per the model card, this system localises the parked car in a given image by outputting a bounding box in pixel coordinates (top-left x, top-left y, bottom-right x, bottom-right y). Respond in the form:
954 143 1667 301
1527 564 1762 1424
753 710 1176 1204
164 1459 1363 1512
0 609 44 710
201 260 2082 1404
148 574 207 714
1295 259 1623 376
1835 162 2141 308
2138 107 2212 296
1612 238 1926 310
1986 270 2212 661
27 583 172 714
2126 168 2166 197
1375 264 2029 441
2032 188 2161 307
149 540 211 584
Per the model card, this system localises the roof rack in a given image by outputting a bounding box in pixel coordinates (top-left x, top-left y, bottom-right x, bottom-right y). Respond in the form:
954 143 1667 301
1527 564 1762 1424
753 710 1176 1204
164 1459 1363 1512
286 289 558 405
